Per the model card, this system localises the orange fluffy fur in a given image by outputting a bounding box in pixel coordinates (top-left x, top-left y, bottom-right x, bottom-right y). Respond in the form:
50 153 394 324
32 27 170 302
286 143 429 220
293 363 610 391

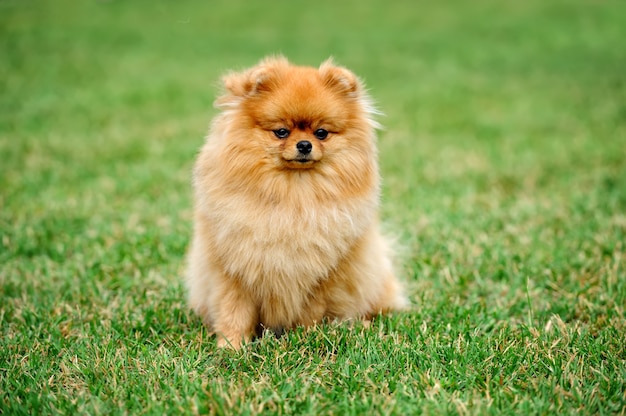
186 56 406 349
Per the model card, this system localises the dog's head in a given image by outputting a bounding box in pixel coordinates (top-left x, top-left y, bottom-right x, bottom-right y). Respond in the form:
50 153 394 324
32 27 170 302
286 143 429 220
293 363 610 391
214 57 380 177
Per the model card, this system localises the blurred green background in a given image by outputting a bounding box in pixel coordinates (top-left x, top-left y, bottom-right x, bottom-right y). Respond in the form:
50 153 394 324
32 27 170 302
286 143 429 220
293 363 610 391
1 0 625 414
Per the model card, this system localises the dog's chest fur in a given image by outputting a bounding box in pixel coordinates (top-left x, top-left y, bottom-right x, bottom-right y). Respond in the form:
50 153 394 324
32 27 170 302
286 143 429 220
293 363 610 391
205 190 375 325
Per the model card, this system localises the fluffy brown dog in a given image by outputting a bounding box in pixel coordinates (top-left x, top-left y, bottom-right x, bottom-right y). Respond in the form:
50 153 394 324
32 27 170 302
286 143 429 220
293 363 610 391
186 56 406 349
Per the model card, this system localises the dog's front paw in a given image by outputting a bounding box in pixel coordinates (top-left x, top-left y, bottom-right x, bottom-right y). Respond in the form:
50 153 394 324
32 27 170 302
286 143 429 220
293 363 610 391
216 332 250 350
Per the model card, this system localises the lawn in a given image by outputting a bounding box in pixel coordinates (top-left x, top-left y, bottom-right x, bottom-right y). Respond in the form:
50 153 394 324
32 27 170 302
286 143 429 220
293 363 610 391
1 0 625 414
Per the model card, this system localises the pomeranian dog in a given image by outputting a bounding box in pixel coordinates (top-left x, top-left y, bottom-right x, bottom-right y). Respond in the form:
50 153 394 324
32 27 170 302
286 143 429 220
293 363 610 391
186 56 406 349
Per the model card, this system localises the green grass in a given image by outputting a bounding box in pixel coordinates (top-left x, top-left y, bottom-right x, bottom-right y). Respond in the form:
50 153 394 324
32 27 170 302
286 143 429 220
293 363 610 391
1 0 625 414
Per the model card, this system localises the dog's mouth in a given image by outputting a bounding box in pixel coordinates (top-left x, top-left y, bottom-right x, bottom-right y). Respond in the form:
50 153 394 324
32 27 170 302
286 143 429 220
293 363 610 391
280 141 323 169
281 153 319 169
283 157 316 169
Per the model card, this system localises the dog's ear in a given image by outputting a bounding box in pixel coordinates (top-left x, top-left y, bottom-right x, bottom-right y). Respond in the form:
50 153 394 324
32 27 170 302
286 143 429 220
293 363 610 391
217 56 288 105
319 58 361 98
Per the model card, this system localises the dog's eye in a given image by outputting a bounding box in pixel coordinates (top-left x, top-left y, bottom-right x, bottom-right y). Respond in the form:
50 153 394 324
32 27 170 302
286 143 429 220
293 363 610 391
313 129 329 140
273 128 290 139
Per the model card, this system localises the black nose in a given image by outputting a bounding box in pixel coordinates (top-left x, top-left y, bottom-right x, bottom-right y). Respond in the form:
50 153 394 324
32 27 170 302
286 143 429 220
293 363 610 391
296 140 312 155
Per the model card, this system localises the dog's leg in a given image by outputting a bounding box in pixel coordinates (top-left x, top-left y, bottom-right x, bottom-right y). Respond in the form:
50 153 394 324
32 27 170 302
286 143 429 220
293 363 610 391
212 278 258 350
